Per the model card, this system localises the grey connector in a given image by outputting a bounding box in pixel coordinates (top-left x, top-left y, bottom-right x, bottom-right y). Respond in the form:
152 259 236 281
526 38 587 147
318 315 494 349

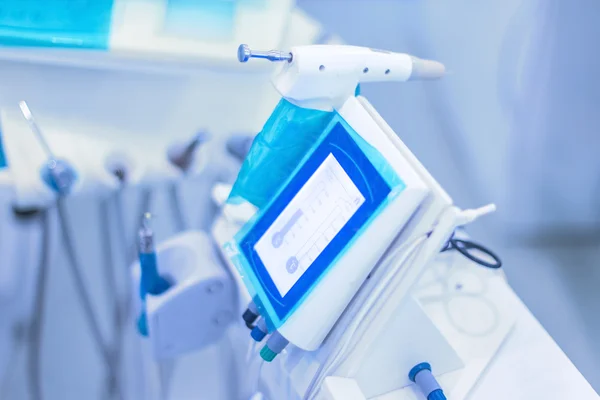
19 101 78 195
408 363 447 400
260 330 289 362
242 300 260 328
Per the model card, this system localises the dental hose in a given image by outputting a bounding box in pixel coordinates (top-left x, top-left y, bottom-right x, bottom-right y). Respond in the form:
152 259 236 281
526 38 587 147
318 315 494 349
99 198 126 400
27 209 50 400
56 200 122 399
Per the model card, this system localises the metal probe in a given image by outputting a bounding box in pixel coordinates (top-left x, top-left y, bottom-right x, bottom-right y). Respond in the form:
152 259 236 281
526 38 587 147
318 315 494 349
19 101 54 158
237 44 292 63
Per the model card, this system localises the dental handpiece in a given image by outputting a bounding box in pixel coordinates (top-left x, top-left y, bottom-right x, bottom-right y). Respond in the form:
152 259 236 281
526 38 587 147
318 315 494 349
19 101 77 195
237 44 445 82
138 213 170 297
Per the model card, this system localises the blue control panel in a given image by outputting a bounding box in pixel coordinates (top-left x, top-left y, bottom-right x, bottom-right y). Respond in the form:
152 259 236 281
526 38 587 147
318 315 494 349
238 121 392 322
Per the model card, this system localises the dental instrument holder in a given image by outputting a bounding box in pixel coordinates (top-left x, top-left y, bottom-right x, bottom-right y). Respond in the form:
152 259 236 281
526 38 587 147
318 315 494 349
212 44 514 399
131 230 237 359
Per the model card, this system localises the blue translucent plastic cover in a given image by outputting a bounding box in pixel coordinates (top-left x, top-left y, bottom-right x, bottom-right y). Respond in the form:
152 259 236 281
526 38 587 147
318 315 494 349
0 0 113 49
228 98 335 209
225 110 404 330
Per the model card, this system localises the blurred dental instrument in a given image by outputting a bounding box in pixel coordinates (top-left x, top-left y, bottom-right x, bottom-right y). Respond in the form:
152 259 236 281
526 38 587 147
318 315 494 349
167 131 211 232
138 213 171 295
135 212 174 400
18 101 75 400
103 152 158 400
226 134 254 162
97 196 127 400
18 102 52 158
137 213 171 336
167 131 210 173
19 101 77 195
19 101 122 400
25 208 50 400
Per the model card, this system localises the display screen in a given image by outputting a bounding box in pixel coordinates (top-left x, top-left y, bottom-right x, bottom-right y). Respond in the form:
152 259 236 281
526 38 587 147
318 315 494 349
236 118 395 323
254 154 365 296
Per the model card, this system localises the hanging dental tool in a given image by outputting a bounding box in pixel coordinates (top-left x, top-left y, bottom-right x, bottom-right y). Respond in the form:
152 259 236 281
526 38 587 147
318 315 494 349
167 131 211 174
0 204 45 400
137 213 172 336
134 213 174 400
98 195 128 400
19 101 123 400
104 153 157 400
19 101 77 195
167 131 211 232
26 209 50 400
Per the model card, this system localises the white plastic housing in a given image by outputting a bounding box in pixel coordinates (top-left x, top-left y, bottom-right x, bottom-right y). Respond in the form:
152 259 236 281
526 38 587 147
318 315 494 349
274 45 414 110
322 377 366 400
131 230 236 359
277 96 430 350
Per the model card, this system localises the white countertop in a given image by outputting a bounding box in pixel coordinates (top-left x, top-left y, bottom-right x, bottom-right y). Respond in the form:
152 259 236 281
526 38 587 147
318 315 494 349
471 287 598 399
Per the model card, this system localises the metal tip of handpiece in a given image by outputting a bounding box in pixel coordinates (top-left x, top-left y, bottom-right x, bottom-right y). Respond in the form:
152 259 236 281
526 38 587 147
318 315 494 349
18 100 55 158
142 212 153 229
19 101 32 120
238 44 251 63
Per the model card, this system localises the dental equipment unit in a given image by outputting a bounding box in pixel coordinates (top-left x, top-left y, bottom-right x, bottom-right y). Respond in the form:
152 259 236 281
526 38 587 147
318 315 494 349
133 43 512 400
